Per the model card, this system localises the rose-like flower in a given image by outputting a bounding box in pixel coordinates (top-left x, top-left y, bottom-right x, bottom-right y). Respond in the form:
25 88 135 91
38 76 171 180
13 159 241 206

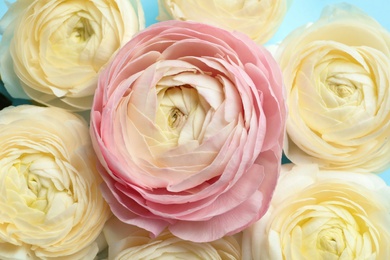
0 105 110 259
0 0 144 111
90 20 286 242
157 0 291 44
103 217 241 259
277 4 390 172
242 164 390 260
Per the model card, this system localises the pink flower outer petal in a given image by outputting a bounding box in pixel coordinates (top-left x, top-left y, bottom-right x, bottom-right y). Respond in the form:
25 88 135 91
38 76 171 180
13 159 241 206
90 20 286 242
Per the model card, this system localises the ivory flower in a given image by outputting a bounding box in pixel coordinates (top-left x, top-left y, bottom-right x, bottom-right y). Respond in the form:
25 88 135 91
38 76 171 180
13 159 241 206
277 4 390 172
157 0 291 44
90 20 286 242
0 105 110 259
0 0 144 111
242 164 390 260
103 217 241 259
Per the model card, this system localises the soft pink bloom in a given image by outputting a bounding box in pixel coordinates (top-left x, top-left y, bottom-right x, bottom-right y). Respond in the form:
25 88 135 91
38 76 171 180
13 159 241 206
90 20 286 242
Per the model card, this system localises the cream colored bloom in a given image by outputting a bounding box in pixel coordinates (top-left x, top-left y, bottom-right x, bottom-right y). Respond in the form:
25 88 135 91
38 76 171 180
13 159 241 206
242 164 390 260
103 217 241 260
0 105 111 259
0 0 144 111
157 0 290 44
277 4 390 172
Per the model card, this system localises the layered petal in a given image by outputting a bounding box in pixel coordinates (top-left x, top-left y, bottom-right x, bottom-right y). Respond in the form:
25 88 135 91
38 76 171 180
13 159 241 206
103 217 241 260
277 4 390 172
242 164 390 260
0 0 145 110
157 0 291 44
91 20 286 242
0 105 110 259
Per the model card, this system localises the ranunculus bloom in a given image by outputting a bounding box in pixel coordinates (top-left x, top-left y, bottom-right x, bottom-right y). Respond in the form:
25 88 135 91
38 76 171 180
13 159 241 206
242 164 390 260
0 105 110 259
0 0 144 111
90 20 286 242
277 4 390 173
103 217 241 259
157 0 291 44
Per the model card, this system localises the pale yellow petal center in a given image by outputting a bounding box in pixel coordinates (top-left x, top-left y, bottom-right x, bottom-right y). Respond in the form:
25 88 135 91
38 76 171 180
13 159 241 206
69 17 94 43
6 153 72 215
168 107 187 129
317 227 345 254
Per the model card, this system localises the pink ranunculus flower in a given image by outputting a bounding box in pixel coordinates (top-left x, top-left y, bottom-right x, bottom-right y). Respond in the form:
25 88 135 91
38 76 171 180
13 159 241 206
90 20 286 242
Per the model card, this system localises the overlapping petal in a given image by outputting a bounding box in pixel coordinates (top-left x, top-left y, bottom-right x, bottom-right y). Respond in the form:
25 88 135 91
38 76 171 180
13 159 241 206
242 164 390 260
91 20 286 242
277 4 390 172
157 0 291 44
0 105 110 259
0 0 145 110
103 217 241 259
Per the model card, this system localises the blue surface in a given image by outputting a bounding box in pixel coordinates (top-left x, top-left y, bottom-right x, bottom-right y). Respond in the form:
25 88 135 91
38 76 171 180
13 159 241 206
269 0 390 45
0 0 389 183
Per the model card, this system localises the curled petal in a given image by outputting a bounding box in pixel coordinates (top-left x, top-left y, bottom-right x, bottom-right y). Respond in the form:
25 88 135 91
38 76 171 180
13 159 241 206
91 20 286 242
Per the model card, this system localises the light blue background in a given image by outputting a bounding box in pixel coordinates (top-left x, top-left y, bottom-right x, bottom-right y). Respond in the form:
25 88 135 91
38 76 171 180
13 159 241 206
0 0 389 183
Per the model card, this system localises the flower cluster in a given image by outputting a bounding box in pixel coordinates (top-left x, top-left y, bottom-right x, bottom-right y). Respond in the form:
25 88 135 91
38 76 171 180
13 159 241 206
0 0 389 259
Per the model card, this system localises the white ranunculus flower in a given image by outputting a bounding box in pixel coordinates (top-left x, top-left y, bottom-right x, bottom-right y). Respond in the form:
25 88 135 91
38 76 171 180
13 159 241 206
277 4 390 172
157 0 291 44
242 164 390 260
0 105 111 259
0 0 144 111
103 217 242 260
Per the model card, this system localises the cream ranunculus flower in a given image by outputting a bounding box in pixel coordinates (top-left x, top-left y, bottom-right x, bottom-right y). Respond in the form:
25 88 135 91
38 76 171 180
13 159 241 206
103 217 241 260
0 0 144 111
157 0 291 44
242 164 390 260
277 4 390 173
0 105 111 259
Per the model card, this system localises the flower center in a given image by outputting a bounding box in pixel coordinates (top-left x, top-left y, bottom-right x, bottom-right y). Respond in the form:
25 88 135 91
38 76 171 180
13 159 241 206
326 75 358 99
168 107 186 129
156 85 199 140
27 173 42 197
9 153 71 214
49 12 96 62
14 155 54 212
317 227 345 255
70 17 94 43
